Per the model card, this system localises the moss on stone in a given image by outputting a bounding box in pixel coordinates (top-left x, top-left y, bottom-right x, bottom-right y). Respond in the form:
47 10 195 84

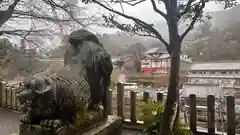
71 110 105 133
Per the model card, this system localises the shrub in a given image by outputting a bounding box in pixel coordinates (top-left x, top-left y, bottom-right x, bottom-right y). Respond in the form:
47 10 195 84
137 100 192 135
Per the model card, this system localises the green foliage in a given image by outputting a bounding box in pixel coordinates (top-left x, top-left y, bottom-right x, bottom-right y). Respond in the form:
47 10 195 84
128 75 155 80
127 75 156 85
138 100 164 127
137 100 192 135
0 38 12 48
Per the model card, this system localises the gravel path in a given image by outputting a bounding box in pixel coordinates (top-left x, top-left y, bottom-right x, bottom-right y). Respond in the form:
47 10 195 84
0 108 21 135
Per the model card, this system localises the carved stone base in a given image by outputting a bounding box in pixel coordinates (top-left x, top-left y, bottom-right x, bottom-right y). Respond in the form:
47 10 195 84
9 116 122 135
82 116 122 135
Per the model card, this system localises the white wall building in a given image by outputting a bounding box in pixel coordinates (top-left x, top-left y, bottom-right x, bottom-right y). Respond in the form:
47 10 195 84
141 49 192 74
182 61 240 102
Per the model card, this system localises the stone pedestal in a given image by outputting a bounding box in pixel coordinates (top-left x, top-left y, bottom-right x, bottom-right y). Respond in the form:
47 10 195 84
9 116 122 135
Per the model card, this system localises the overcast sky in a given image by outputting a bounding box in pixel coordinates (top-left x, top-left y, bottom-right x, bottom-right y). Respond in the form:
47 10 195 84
86 1 231 33
4 0 237 47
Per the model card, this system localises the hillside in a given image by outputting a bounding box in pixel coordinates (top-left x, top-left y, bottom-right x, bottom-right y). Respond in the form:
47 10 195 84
184 23 240 61
210 4 240 29
50 4 240 59
150 4 240 44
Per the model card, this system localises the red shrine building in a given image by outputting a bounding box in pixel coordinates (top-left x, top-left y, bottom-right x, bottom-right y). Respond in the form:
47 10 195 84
140 48 192 74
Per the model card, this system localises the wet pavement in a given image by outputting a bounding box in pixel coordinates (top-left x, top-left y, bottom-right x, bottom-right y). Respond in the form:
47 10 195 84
0 108 22 135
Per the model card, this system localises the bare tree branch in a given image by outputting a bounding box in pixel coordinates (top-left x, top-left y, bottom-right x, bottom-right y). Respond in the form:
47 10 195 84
150 0 167 19
180 0 196 16
0 29 49 37
180 1 205 42
0 0 99 45
12 10 92 23
41 0 87 27
92 0 170 52
115 0 146 6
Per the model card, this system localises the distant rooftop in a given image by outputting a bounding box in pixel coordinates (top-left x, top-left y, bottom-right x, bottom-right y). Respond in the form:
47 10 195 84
190 61 240 71
145 47 167 54
142 51 192 63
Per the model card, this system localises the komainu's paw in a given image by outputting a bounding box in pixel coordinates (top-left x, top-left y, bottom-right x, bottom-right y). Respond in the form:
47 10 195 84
20 114 31 124
40 119 63 129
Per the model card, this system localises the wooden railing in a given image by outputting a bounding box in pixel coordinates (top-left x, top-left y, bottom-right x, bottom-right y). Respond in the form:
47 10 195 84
108 83 238 135
0 81 21 111
0 81 238 135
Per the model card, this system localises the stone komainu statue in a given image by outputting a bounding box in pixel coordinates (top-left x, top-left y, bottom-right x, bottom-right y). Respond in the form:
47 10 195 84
64 29 113 111
17 66 91 129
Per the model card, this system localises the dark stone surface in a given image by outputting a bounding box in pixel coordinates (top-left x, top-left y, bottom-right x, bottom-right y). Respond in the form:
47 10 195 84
82 115 122 135
0 109 141 135
18 66 92 127
64 29 113 111
10 115 122 135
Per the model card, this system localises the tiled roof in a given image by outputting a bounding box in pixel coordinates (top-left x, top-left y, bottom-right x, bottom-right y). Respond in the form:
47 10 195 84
190 61 240 71
145 47 167 54
159 54 169 59
146 47 159 54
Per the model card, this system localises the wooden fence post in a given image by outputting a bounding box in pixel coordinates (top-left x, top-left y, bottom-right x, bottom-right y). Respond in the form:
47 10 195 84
5 87 9 108
227 96 235 135
1 83 7 108
207 95 215 134
12 88 17 110
157 92 163 102
0 81 5 107
4 86 8 108
180 100 188 124
111 80 115 90
143 91 149 102
107 89 113 115
16 98 21 111
189 94 197 133
130 91 136 124
6 87 11 109
117 83 124 118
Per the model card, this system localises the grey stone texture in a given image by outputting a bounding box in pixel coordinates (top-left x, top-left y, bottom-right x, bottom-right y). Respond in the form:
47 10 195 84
10 115 122 135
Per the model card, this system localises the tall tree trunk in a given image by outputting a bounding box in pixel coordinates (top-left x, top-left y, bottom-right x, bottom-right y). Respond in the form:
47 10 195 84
173 99 180 128
159 50 180 135
0 0 20 28
159 0 181 133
